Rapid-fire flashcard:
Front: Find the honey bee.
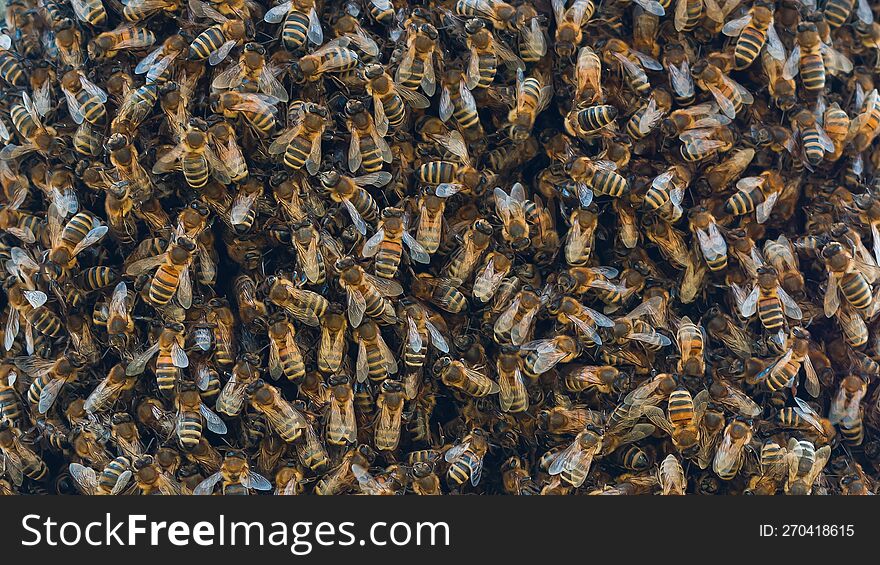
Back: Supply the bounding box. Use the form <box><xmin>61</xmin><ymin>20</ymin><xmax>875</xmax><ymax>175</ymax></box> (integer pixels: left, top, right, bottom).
<box><xmin>327</xmin><ymin>375</ymin><xmax>357</xmax><ymax>445</ymax></box>
<box><xmin>264</xmin><ymin>0</ymin><xmax>323</xmax><ymax>51</ymax></box>
<box><xmin>419</xmin><ymin>132</ymin><xmax>488</xmax><ymax>199</ymax></box>
<box><xmin>363</xmin><ymin>64</ymin><xmax>430</xmax><ymax>133</ymax></box>
<box><xmin>438</xmin><ymin>71</ymin><xmax>483</xmax><ymax>142</ymax></box>
<box><xmin>153</xmin><ymin>120</ymin><xmax>230</xmax><ymax>188</ymax></box>
<box><xmin>126</xmin><ymin>237</ymin><xmax>195</xmax><ymax>309</ymax></box>
<box><xmin>784</xmin><ymin>438</ymin><xmax>831</xmax><ymax>495</ymax></box>
<box><xmin>445</xmin><ymin>428</ymin><xmax>489</xmax><ymax>487</ymax></box>
<box><xmin>69</xmin><ymin>457</ymin><xmax>132</xmax><ymax>495</ymax></box>
<box><xmin>375</xmin><ymin>380</ymin><xmax>405</xmax><ymax>450</ymax></box>
<box><xmin>293</xmin><ymin>37</ymin><xmax>360</xmax><ymax>82</ymax></box>
<box><xmin>712</xmin><ymin>418</ymin><xmax>752</xmax><ymax>480</ymax></box>
<box><xmin>560</xmin><ymin>364</ymin><xmax>622</xmax><ymax>394</ymax></box>
<box><xmin>89</xmin><ymin>25</ymin><xmax>156</xmax><ymax>60</ymax></box>
<box><xmin>721</xmin><ymin>1</ymin><xmax>785</xmax><ymax>70</ymax></box>
<box><xmin>188</xmin><ymin>0</ymin><xmax>247</xmax><ymax>66</ymax></box>
<box><xmin>602</xmin><ymin>39</ymin><xmax>664</xmax><ymax>96</ymax></box>
<box><xmin>507</xmin><ymin>69</ymin><xmax>553</xmax><ymax>142</ymax></box>
<box><xmin>783</xmin><ymin>22</ymin><xmax>853</xmax><ymax>94</ymax></box>
<box><xmin>396</xmin><ymin>23</ymin><xmax>439</xmax><ymax>96</ymax></box>
<box><xmin>552</xmin><ymin>0</ymin><xmax>595</xmax><ymax>57</ymax></box>
<box><xmin>194</xmin><ymin>451</ymin><xmax>273</xmax><ymax>495</ymax></box>
<box><xmin>19</xmin><ymin>354</ymin><xmax>84</xmax><ymax>415</ymax></box>
<box><xmin>435</xmin><ymin>357</ymin><xmax>499</xmax><ymax>398</ymax></box>
<box><xmin>829</xmin><ymin>374</ymin><xmax>867</xmax><ymax>428</ymax></box>
<box><xmin>821</xmin><ymin>241</ymin><xmax>880</xmax><ymax>318</ymax></box>
<box><xmin>688</xmin><ymin>207</ymin><xmax>727</xmax><ymax>272</ymax></box>
<box><xmin>122</xmin><ymin>0</ymin><xmax>181</xmax><ymax>22</ymax></box>
<box><xmin>246</xmin><ymin>379</ymin><xmax>307</xmax><ymax>443</ymax></box>
<box><xmin>644</xmin><ymin>389</ymin><xmax>710</xmax><ymax>458</ymax></box>
<box><xmin>659</xmin><ymin>454</ymin><xmax>686</xmax><ymax>495</ymax></box>
<box><xmin>267</xmin><ymin>275</ymin><xmax>330</xmax><ymax>326</ymax></box>
<box><xmin>0</xmin><ymin>419</ymin><xmax>47</xmax><ymax>485</ymax></box>
<box><xmin>363</xmin><ymin>207</ymin><xmax>430</xmax><ymax>278</ymax></box>
<box><xmin>565</xmin><ymin>157</ymin><xmax>629</xmax><ymax>206</ymax></box>
<box><xmin>756</xmin><ymin>327</ymin><xmax>819</xmax><ymax>395</ymax></box>
<box><xmin>212</xmin><ymin>91</ymin><xmax>279</xmax><ymax>137</ymax></box>
<box><xmin>547</xmin><ymin>295</ymin><xmax>615</xmax><ymax>346</ymax></box>
<box><xmin>355</xmin><ymin>320</ymin><xmax>398</xmax><ymax>382</ymax></box>
<box><xmin>267</xmin><ymin>313</ymin><xmax>306</xmax><ymax>382</ymax></box>
<box><xmin>849</xmin><ymin>87</ymin><xmax>880</xmax><ymax>153</ymax></box>
<box><xmin>84</xmin><ymin>363</ymin><xmax>137</xmax><ymax>415</ymax></box>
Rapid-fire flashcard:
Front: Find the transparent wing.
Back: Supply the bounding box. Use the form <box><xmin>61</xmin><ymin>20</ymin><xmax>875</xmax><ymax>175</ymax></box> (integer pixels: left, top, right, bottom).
<box><xmin>200</xmin><ymin>404</ymin><xmax>228</xmax><ymax>435</ymax></box>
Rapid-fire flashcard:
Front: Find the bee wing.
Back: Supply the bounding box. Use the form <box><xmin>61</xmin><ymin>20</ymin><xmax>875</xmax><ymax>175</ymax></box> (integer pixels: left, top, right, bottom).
<box><xmin>243</xmin><ymin>471</ymin><xmax>273</xmax><ymax>491</ymax></box>
<box><xmin>707</xmin><ymin>84</ymin><xmax>737</xmax><ymax>120</ymax></box>
<box><xmin>342</xmin><ymin>199</ymin><xmax>368</xmax><ymax>237</ymax></box>
<box><xmin>22</xmin><ymin>290</ymin><xmax>47</xmax><ymax>309</ymax></box>
<box><xmin>63</xmin><ymin>87</ymin><xmax>86</xmax><ymax>125</ymax></box>
<box><xmin>125</xmin><ymin>253</ymin><xmax>166</xmax><ymax>277</ymax></box>
<box><xmin>347</xmin><ymin>29</ymin><xmax>379</xmax><ymax>58</ymax></box>
<box><xmin>466</xmin><ymin>46</ymin><xmax>482</xmax><ymax>91</ymax></box>
<box><xmin>422</xmin><ymin>51</ymin><xmax>436</xmax><ymax>96</ymax></box>
<box><xmin>364</xmin><ymin>272</ymin><xmax>403</xmax><ymax>297</ymax></box>
<box><xmin>783</xmin><ymin>44</ymin><xmax>800</xmax><ymax>80</ymax></box>
<box><xmin>527</xmin><ymin>344</ymin><xmax>570</xmax><ymax>374</ymax></box>
<box><xmin>378</xmin><ymin>333</ymin><xmax>399</xmax><ymax>374</ymax></box>
<box><xmin>639</xmin><ymin>96</ymin><xmax>665</xmax><ymax>134</ymax></box>
<box><xmin>776</xmin><ymin>286</ymin><xmax>802</xmax><ymax>320</ymax></box>
<box><xmin>407</xmin><ymin>315</ymin><xmax>424</xmax><ymax>353</ymax></box>
<box><xmin>736</xmin><ymin>284</ymin><xmax>759</xmax><ymax>317</ymax></box>
<box><xmin>84</xmin><ymin>378</ymin><xmax>123</xmax><ymax>414</ymax></box>
<box><xmin>38</xmin><ymin>377</ymin><xmax>65</xmax><ymax>414</ymax></box>
<box><xmin>193</xmin><ymin>471</ymin><xmax>223</xmax><ymax>495</ymax></box>
<box><xmin>69</xmin><ymin>0</ymin><xmax>98</xmax><ymax>24</ymax></box>
<box><xmin>354</xmin><ymin>171</ymin><xmax>393</xmax><ymax>187</ymax></box>
<box><xmin>348</xmin><ymin>127</ymin><xmax>363</xmax><ymax>172</ymax></box>
<box><xmin>110</xmin><ymin>470</ymin><xmax>133</xmax><ymax>495</ymax></box>
<box><xmin>403</xmin><ymin>232</ymin><xmax>431</xmax><ymax>264</ymax></box>
<box><xmin>768</xmin><ymin>348</ymin><xmax>794</xmax><ymax>381</ymax></box>
<box><xmin>126</xmin><ymin>342</ymin><xmax>161</xmax><ymax>375</ymax></box>
<box><xmin>703</xmin><ymin>0</ymin><xmax>724</xmax><ymax>22</ymax></box>
<box><xmin>439</xmin><ymin>84</ymin><xmax>453</xmax><ymax>122</ymax></box>
<box><xmin>721</xmin><ymin>384</ymin><xmax>762</xmax><ymax>417</ymax></box>
<box><xmin>396</xmin><ymin>85</ymin><xmax>431</xmax><ymax>109</ymax></box>
<box><xmin>209</xmin><ymin>40</ymin><xmax>237</xmax><ymax>66</ymax></box>
<box><xmin>70</xmin><ymin>225</ymin><xmax>108</xmax><ymax>258</ymax></box>
<box><xmin>721</xmin><ymin>13</ymin><xmax>752</xmax><ymax>36</ymax></box>
<box><xmin>755</xmin><ymin>190</ymin><xmax>778</xmax><ymax>224</ymax></box>
<box><xmin>498</xmin><ymin>368</ymin><xmax>525</xmax><ymax>412</ymax></box>
<box><xmin>268</xmin><ymin>337</ymin><xmax>283</xmax><ymax>379</ymax></box>
<box><xmin>793</xmin><ymin>397</ymin><xmax>824</xmax><ymax>433</ymax></box>
<box><xmin>425</xmin><ymin>319</ymin><xmax>449</xmax><ymax>353</ymax></box>
<box><xmin>614</xmin><ymin>53</ymin><xmax>648</xmax><ymax>85</ymax></box>
<box><xmin>568</xmin><ymin>314</ymin><xmax>602</xmax><ymax>345</ymax></box>
<box><xmin>356</xmin><ymin>340</ymin><xmax>369</xmax><ymax>382</ymax></box>
<box><xmin>199</xmin><ymin>404</ymin><xmax>228</xmax><ymax>435</ymax></box>
<box><xmin>765</xmin><ymin>23</ymin><xmax>785</xmax><ymax>62</ymax></box>
<box><xmin>856</xmin><ymin>0</ymin><xmax>873</xmax><ymax>24</ymax></box>
<box><xmin>109</xmin><ymin>283</ymin><xmax>129</xmax><ymax>321</ymax></box>
<box><xmin>510</xmin><ymin>306</ymin><xmax>538</xmax><ymax>346</ymax></box>
<box><xmin>263</xmin><ymin>1</ymin><xmax>291</xmax><ymax>23</ymax></box>
<box><xmin>824</xmin><ymin>272</ymin><xmax>840</xmax><ymax>318</ymax></box>
<box><xmin>211</xmin><ymin>62</ymin><xmax>242</xmax><ymax>90</ymax></box>
<box><xmin>152</xmin><ymin>143</ymin><xmax>186</xmax><ymax>174</ymax></box>
<box><xmin>176</xmin><ymin>266</ymin><xmax>192</xmax><ymax>309</ymax></box>
<box><xmin>3</xmin><ymin>310</ymin><xmax>18</xmax><ymax>352</ymax></box>
<box><xmin>548</xmin><ymin>440</ymin><xmax>591</xmax><ymax>486</ymax></box>
<box><xmin>69</xmin><ymin>462</ymin><xmax>98</xmax><ymax>494</ymax></box>
<box><xmin>821</xmin><ymin>44</ymin><xmax>853</xmax><ymax>75</ymax></box>
<box><xmin>347</xmin><ymin>287</ymin><xmax>367</xmax><ymax>328</ymax></box>
<box><xmin>551</xmin><ymin>0</ymin><xmax>566</xmax><ymax>22</ymax></box>
<box><xmin>523</xmin><ymin>18</ymin><xmax>547</xmax><ymax>57</ymax></box>
<box><xmin>308</xmin><ymin>6</ymin><xmax>324</xmax><ymax>45</ymax></box>
<box><xmin>0</xmin><ymin>34</ymin><xmax>10</xmax><ymax>50</ymax></box>
<box><xmin>632</xmin><ymin>49</ymin><xmax>663</xmax><ymax>71</ymax></box>
<box><xmin>371</xmin><ymin>128</ymin><xmax>393</xmax><ymax>163</ymax></box>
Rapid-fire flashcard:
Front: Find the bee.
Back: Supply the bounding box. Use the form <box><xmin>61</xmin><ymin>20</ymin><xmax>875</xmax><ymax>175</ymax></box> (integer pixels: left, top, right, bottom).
<box><xmin>464</xmin><ymin>18</ymin><xmax>522</xmax><ymax>91</ymax></box>
<box><xmin>0</xmin><ymin>34</ymin><xmax>25</xmax><ymax>87</ymax></box>
<box><xmin>658</xmin><ymin>454</ymin><xmax>686</xmax><ymax>495</ymax></box>
<box><xmin>363</xmin><ymin>64</ymin><xmax>430</xmax><ymax>133</ymax></box>
<box><xmin>721</xmin><ymin>1</ymin><xmax>785</xmax><ymax>70</ymax></box>
<box><xmin>126</xmin><ymin>237</ymin><xmax>195</xmax><ymax>309</ymax></box>
<box><xmin>375</xmin><ymin>380</ymin><xmax>405</xmax><ymax>450</ymax></box>
<box><xmin>691</xmin><ymin>60</ymin><xmax>754</xmax><ymax>120</ymax></box>
<box><xmin>395</xmin><ymin>23</ymin><xmax>439</xmax><ymax>96</ymax></box>
<box><xmin>316</xmin><ymin>306</ymin><xmax>347</xmax><ymax>375</ymax></box>
<box><xmin>610</xmin><ymin>297</ymin><xmax>672</xmax><ymax>350</ymax></box>
<box><xmin>724</xmin><ymin>171</ymin><xmax>784</xmax><ymax>224</ymax></box>
<box><xmin>821</xmin><ymin>241</ymin><xmax>880</xmax><ymax>317</ymax></box>
<box><xmin>294</xmin><ymin>37</ymin><xmax>360</xmax><ymax>82</ymax></box>
<box><xmin>89</xmin><ymin>25</ymin><xmax>156</xmax><ymax>60</ymax></box>
<box><xmin>712</xmin><ymin>418</ymin><xmax>752</xmax><ymax>480</ymax></box>
<box><xmin>445</xmin><ymin>429</ymin><xmax>489</xmax><ymax>487</ymax></box>
<box><xmin>602</xmin><ymin>39</ymin><xmax>664</xmax><ymax>96</ymax></box>
<box><xmin>188</xmin><ymin>0</ymin><xmax>247</xmax><ymax>66</ymax></box>
<box><xmin>400</xmin><ymin>302</ymin><xmax>449</xmax><ymax>372</ymax></box>
<box><xmin>572</xmin><ymin>46</ymin><xmax>604</xmax><ymax>105</ymax></box>
<box><xmin>435</xmin><ymin>357</ymin><xmax>499</xmax><ymax>398</ymax></box>
<box><xmin>548</xmin><ymin>295</ymin><xmax>615</xmax><ymax>347</ymax></box>
<box><xmin>355</xmin><ymin>320</ymin><xmax>398</xmax><ymax>382</ymax></box>
<box><xmin>418</xmin><ymin>132</ymin><xmax>488</xmax><ymax>199</ymax></box>
<box><xmin>565</xmin><ymin>157</ymin><xmax>629</xmax><ymax>207</ymax></box>
<box><xmin>411</xmin><ymin>273</ymin><xmax>469</xmax><ymax>314</ymax></box>
<box><xmin>644</xmin><ymin>389</ymin><xmax>710</xmax><ymax>458</ymax></box>
<box><xmin>850</xmin><ymin>87</ymin><xmax>880</xmax><ymax>153</ymax></box>
<box><xmin>559</xmin><ymin>364</ymin><xmax>622</xmax><ymax>394</ymax></box>
<box><xmin>327</xmin><ymin>375</ymin><xmax>357</xmax><ymax>445</ymax></box>
<box><xmin>0</xmin><ymin>420</ymin><xmax>48</xmax><ymax>485</ymax></box>
<box><xmin>548</xmin><ymin>422</ymin><xmax>653</xmax><ymax>487</ymax></box>
<box><xmin>363</xmin><ymin>207</ymin><xmax>430</xmax><ymax>278</ymax></box>
<box><xmin>438</xmin><ymin>71</ymin><xmax>483</xmax><ymax>142</ymax></box>
<box><xmin>264</xmin><ymin>0</ymin><xmax>323</xmax><ymax>51</ymax></box>
<box><xmin>755</xmin><ymin>327</ymin><xmax>819</xmax><ymax>395</ymax></box>
<box><xmin>132</xmin><ymin>456</ymin><xmax>186</xmax><ymax>495</ymax></box>
<box><xmin>414</xmin><ymin>189</ymin><xmax>447</xmax><ymax>256</ymax></box>
<box><xmin>625</xmin><ymin>90</ymin><xmax>672</xmax><ymax>141</ymax></box>
<box><xmin>734</xmin><ymin>265</ymin><xmax>803</xmax><ymax>341</ymax></box>
<box><xmin>495</xmin><ymin>347</ymin><xmax>528</xmax><ymax>413</ymax></box>
<box><xmin>269</xmin><ymin>103</ymin><xmax>328</xmax><ymax>175</ymax></box>
<box><xmin>84</xmin><ymin>364</ymin><xmax>137</xmax><ymax>415</ymax></box>
<box><xmin>244</xmin><ymin>379</ymin><xmax>306</xmax><ymax>444</ymax></box>
<box><xmin>267</xmin><ymin>275</ymin><xmax>330</xmax><ymax>326</ymax></box>
<box><xmin>314</xmin><ymin>445</ymin><xmax>376</xmax><ymax>495</ymax></box>
<box><xmin>829</xmin><ymin>374</ymin><xmax>867</xmax><ymax>429</ymax></box>
<box><xmin>213</xmin><ymin>91</ymin><xmax>279</xmax><ymax>137</ymax></box>
<box><xmin>194</xmin><ymin>451</ymin><xmax>273</xmax><ymax>495</ymax></box>
<box><xmin>153</xmin><ymin>119</ymin><xmax>229</xmax><ymax>188</ymax></box>
<box><xmin>69</xmin><ymin>457</ymin><xmax>132</xmax><ymax>495</ymax></box>
<box><xmin>688</xmin><ymin>207</ymin><xmax>727</xmax><ymax>272</ymax></box>
<box><xmin>791</xmin><ymin>106</ymin><xmax>836</xmax><ymax>167</ymax></box>
<box><xmin>295</xmin><ymin>413</ymin><xmax>330</xmax><ymax>474</ymax></box>
<box><xmin>125</xmin><ymin>322</ymin><xmax>188</xmax><ymax>393</ymax></box>
<box><xmin>552</xmin><ymin>0</ymin><xmax>595</xmax><ymax>57</ymax></box>
<box><xmin>783</xmin><ymin>22</ymin><xmax>853</xmax><ymax>94</ymax></box>
<box><xmin>215</xmin><ymin>355</ymin><xmax>260</xmax><ymax>418</ymax></box>
<box><xmin>336</xmin><ymin>257</ymin><xmax>400</xmax><ymax>327</ymax></box>
<box><xmin>20</xmin><ymin>354</ymin><xmax>84</xmax><ymax>415</ymax></box>
<box><xmin>320</xmin><ymin>170</ymin><xmax>387</xmax><ymax>235</ymax></box>
<box><xmin>267</xmin><ymin>314</ymin><xmax>306</xmax><ymax>382</ymax></box>
<box><xmin>505</xmin><ymin>69</ymin><xmax>554</xmax><ymax>143</ymax></box>
<box><xmin>784</xmin><ymin>439</ymin><xmax>831</xmax><ymax>495</ymax></box>
<box><xmin>0</xmin><ymin>365</ymin><xmax>21</xmax><ymax>423</ymax></box>
<box><xmin>122</xmin><ymin>0</ymin><xmax>181</xmax><ymax>22</ymax></box>
<box><xmin>69</xmin><ymin>0</ymin><xmax>107</xmax><ymax>25</ymax></box>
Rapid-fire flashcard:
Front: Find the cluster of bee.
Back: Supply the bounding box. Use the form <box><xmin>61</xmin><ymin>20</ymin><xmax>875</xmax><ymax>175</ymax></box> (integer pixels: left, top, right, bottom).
<box><xmin>1</xmin><ymin>0</ymin><xmax>880</xmax><ymax>496</ymax></box>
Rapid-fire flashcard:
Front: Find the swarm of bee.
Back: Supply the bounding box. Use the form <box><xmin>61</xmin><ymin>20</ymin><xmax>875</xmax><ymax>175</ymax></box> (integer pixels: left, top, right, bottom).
<box><xmin>1</xmin><ymin>0</ymin><xmax>880</xmax><ymax>496</ymax></box>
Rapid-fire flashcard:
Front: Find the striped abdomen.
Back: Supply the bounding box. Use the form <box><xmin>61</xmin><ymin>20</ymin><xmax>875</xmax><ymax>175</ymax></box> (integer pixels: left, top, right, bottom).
<box><xmin>176</xmin><ymin>409</ymin><xmax>202</xmax><ymax>448</ymax></box>
<box><xmin>155</xmin><ymin>349</ymin><xmax>178</xmax><ymax>392</ymax></box>
<box><xmin>282</xmin><ymin>10</ymin><xmax>309</xmax><ymax>51</ymax></box>
<box><xmin>149</xmin><ymin>263</ymin><xmax>185</xmax><ymax>306</ymax></box>
<box><xmin>757</xmin><ymin>295</ymin><xmax>784</xmax><ymax>329</ymax></box>
<box><xmin>841</xmin><ymin>272</ymin><xmax>872</xmax><ymax>309</ymax></box>
<box><xmin>734</xmin><ymin>25</ymin><xmax>767</xmax><ymax>69</ymax></box>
